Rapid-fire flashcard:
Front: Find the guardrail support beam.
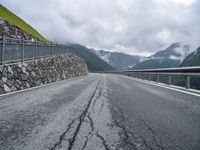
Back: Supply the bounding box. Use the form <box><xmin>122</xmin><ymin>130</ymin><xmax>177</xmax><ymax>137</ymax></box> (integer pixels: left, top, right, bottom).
<box><xmin>1</xmin><ymin>36</ymin><xmax>5</xmax><ymax>65</ymax></box>
<box><xmin>157</xmin><ymin>74</ymin><xmax>160</xmax><ymax>83</ymax></box>
<box><xmin>51</xmin><ymin>43</ymin><xmax>53</xmax><ymax>57</ymax></box>
<box><xmin>168</xmin><ymin>75</ymin><xmax>172</xmax><ymax>85</ymax></box>
<box><xmin>186</xmin><ymin>76</ymin><xmax>190</xmax><ymax>89</ymax></box>
<box><xmin>22</xmin><ymin>38</ymin><xmax>24</xmax><ymax>62</ymax></box>
<box><xmin>44</xmin><ymin>42</ymin><xmax>45</xmax><ymax>58</ymax></box>
<box><xmin>35</xmin><ymin>41</ymin><xmax>37</xmax><ymax>59</ymax></box>
<box><xmin>149</xmin><ymin>74</ymin><xmax>151</xmax><ymax>81</ymax></box>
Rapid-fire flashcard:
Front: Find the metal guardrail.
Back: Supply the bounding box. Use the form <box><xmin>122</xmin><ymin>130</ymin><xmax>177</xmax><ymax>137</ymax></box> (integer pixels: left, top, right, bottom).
<box><xmin>0</xmin><ymin>36</ymin><xmax>71</xmax><ymax>65</ymax></box>
<box><xmin>99</xmin><ymin>67</ymin><xmax>200</xmax><ymax>89</ymax></box>
<box><xmin>122</xmin><ymin>67</ymin><xmax>200</xmax><ymax>89</ymax></box>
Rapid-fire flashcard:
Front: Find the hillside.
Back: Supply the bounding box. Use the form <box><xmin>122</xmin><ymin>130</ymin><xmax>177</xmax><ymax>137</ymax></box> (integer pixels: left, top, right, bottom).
<box><xmin>94</xmin><ymin>50</ymin><xmax>141</xmax><ymax>70</ymax></box>
<box><xmin>180</xmin><ymin>47</ymin><xmax>200</xmax><ymax>67</ymax></box>
<box><xmin>68</xmin><ymin>44</ymin><xmax>114</xmax><ymax>71</ymax></box>
<box><xmin>133</xmin><ymin>43</ymin><xmax>190</xmax><ymax>69</ymax></box>
<box><xmin>0</xmin><ymin>4</ymin><xmax>48</xmax><ymax>42</ymax></box>
<box><xmin>0</xmin><ymin>4</ymin><xmax>114</xmax><ymax>72</ymax></box>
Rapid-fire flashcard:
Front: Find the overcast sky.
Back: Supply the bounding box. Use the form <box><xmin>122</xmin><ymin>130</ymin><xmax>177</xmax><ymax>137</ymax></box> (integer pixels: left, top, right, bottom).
<box><xmin>1</xmin><ymin>0</ymin><xmax>200</xmax><ymax>56</ymax></box>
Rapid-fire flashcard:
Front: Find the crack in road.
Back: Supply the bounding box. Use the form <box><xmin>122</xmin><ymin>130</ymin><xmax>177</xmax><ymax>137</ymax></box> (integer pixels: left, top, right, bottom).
<box><xmin>141</xmin><ymin>119</ymin><xmax>165</xmax><ymax>150</ymax></box>
<box><xmin>50</xmin><ymin>80</ymin><xmax>101</xmax><ymax>150</ymax></box>
<box><xmin>107</xmin><ymin>86</ymin><xmax>166</xmax><ymax>150</ymax></box>
<box><xmin>87</xmin><ymin>112</ymin><xmax>94</xmax><ymax>132</ymax></box>
<box><xmin>108</xmin><ymin>96</ymin><xmax>138</xmax><ymax>150</ymax></box>
<box><xmin>141</xmin><ymin>119</ymin><xmax>182</xmax><ymax>150</ymax></box>
<box><xmin>116</xmin><ymin>104</ymin><xmax>154</xmax><ymax>150</ymax></box>
<box><xmin>50</xmin><ymin>119</ymin><xmax>76</xmax><ymax>150</ymax></box>
<box><xmin>96</xmin><ymin>132</ymin><xmax>111</xmax><ymax>150</ymax></box>
<box><xmin>107</xmin><ymin>92</ymin><xmax>157</xmax><ymax>150</ymax></box>
<box><xmin>99</xmin><ymin>98</ymin><xmax>105</xmax><ymax>114</ymax></box>
<box><xmin>92</xmin><ymin>83</ymin><xmax>103</xmax><ymax>112</ymax></box>
<box><xmin>81</xmin><ymin>136</ymin><xmax>88</xmax><ymax>150</ymax></box>
<box><xmin>114</xmin><ymin>119</ymin><xmax>137</xmax><ymax>149</ymax></box>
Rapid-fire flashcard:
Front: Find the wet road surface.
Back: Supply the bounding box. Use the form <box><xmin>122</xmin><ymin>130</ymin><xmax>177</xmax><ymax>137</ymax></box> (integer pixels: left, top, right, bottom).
<box><xmin>0</xmin><ymin>74</ymin><xmax>200</xmax><ymax>150</ymax></box>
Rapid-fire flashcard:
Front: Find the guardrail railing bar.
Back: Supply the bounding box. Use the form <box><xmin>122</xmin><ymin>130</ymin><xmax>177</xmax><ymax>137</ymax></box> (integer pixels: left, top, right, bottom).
<box><xmin>168</xmin><ymin>75</ymin><xmax>172</xmax><ymax>85</ymax></box>
<box><xmin>115</xmin><ymin>70</ymin><xmax>200</xmax><ymax>90</ymax></box>
<box><xmin>131</xmin><ymin>73</ymin><xmax>193</xmax><ymax>89</ymax></box>
<box><xmin>0</xmin><ymin>37</ymin><xmax>73</xmax><ymax>65</ymax></box>
<box><xmin>129</xmin><ymin>72</ymin><xmax>200</xmax><ymax>76</ymax></box>
<box><xmin>2</xmin><ymin>36</ymin><xmax>5</xmax><ymax>65</ymax></box>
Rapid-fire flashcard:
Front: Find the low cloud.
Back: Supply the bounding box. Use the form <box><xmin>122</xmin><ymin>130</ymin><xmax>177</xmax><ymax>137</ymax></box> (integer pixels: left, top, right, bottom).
<box><xmin>2</xmin><ymin>0</ymin><xmax>200</xmax><ymax>56</ymax></box>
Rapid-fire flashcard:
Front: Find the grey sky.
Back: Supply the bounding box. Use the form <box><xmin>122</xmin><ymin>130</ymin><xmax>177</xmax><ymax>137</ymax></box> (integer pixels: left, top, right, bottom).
<box><xmin>1</xmin><ymin>0</ymin><xmax>200</xmax><ymax>56</ymax></box>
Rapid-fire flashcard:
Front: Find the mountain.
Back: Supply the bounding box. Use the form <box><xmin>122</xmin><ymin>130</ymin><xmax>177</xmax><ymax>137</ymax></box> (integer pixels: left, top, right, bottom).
<box><xmin>94</xmin><ymin>50</ymin><xmax>141</xmax><ymax>70</ymax></box>
<box><xmin>0</xmin><ymin>4</ymin><xmax>48</xmax><ymax>42</ymax></box>
<box><xmin>177</xmin><ymin>47</ymin><xmax>200</xmax><ymax>90</ymax></box>
<box><xmin>68</xmin><ymin>44</ymin><xmax>114</xmax><ymax>71</ymax></box>
<box><xmin>133</xmin><ymin>43</ymin><xmax>190</xmax><ymax>69</ymax></box>
<box><xmin>180</xmin><ymin>47</ymin><xmax>200</xmax><ymax>67</ymax></box>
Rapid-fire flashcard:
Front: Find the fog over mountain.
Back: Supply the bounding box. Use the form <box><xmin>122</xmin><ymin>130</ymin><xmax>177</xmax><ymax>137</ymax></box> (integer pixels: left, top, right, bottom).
<box><xmin>133</xmin><ymin>42</ymin><xmax>191</xmax><ymax>69</ymax></box>
<box><xmin>1</xmin><ymin>0</ymin><xmax>200</xmax><ymax>56</ymax></box>
<box><xmin>94</xmin><ymin>50</ymin><xmax>141</xmax><ymax>70</ymax></box>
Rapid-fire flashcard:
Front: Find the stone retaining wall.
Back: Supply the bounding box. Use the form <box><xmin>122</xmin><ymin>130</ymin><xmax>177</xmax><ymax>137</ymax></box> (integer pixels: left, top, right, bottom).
<box><xmin>0</xmin><ymin>18</ymin><xmax>39</xmax><ymax>41</ymax></box>
<box><xmin>0</xmin><ymin>53</ymin><xmax>88</xmax><ymax>94</ymax></box>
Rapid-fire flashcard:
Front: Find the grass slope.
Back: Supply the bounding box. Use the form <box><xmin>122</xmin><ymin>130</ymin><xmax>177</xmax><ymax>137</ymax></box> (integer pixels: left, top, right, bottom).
<box><xmin>0</xmin><ymin>4</ymin><xmax>48</xmax><ymax>42</ymax></box>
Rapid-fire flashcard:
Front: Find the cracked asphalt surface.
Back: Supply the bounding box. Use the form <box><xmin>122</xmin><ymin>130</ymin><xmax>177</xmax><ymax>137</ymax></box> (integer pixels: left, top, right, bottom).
<box><xmin>0</xmin><ymin>74</ymin><xmax>200</xmax><ymax>150</ymax></box>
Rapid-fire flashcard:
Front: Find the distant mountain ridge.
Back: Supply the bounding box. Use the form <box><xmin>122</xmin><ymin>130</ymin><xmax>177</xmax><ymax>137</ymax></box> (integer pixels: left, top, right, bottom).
<box><xmin>69</xmin><ymin>44</ymin><xmax>114</xmax><ymax>71</ymax></box>
<box><xmin>94</xmin><ymin>50</ymin><xmax>141</xmax><ymax>70</ymax></box>
<box><xmin>180</xmin><ymin>47</ymin><xmax>200</xmax><ymax>67</ymax></box>
<box><xmin>133</xmin><ymin>43</ymin><xmax>190</xmax><ymax>69</ymax></box>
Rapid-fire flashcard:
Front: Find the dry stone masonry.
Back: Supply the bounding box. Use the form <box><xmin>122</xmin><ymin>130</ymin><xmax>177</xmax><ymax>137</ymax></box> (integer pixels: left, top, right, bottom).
<box><xmin>0</xmin><ymin>18</ymin><xmax>38</xmax><ymax>41</ymax></box>
<box><xmin>0</xmin><ymin>53</ymin><xmax>88</xmax><ymax>94</ymax></box>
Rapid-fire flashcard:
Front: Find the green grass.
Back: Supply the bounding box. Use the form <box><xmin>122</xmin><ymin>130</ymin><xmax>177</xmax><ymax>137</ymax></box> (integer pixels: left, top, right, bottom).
<box><xmin>0</xmin><ymin>4</ymin><xmax>49</xmax><ymax>42</ymax></box>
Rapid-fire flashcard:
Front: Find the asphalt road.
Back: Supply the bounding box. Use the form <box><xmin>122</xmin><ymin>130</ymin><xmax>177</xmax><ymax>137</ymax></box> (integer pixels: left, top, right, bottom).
<box><xmin>0</xmin><ymin>74</ymin><xmax>200</xmax><ymax>150</ymax></box>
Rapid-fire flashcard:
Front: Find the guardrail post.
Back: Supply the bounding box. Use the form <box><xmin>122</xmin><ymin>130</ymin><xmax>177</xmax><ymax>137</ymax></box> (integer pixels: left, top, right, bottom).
<box><xmin>51</xmin><ymin>43</ymin><xmax>53</xmax><ymax>57</ymax></box>
<box><xmin>44</xmin><ymin>42</ymin><xmax>45</xmax><ymax>58</ymax></box>
<box><xmin>149</xmin><ymin>74</ymin><xmax>151</xmax><ymax>81</ymax></box>
<box><xmin>1</xmin><ymin>36</ymin><xmax>5</xmax><ymax>65</ymax></box>
<box><xmin>168</xmin><ymin>75</ymin><xmax>172</xmax><ymax>85</ymax></box>
<box><xmin>22</xmin><ymin>38</ymin><xmax>24</xmax><ymax>62</ymax></box>
<box><xmin>186</xmin><ymin>76</ymin><xmax>190</xmax><ymax>89</ymax></box>
<box><xmin>157</xmin><ymin>74</ymin><xmax>160</xmax><ymax>83</ymax></box>
<box><xmin>35</xmin><ymin>41</ymin><xmax>37</xmax><ymax>59</ymax></box>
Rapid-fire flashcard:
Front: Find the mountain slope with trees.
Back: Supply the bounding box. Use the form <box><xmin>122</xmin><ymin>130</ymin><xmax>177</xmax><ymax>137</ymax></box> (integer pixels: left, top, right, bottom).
<box><xmin>180</xmin><ymin>47</ymin><xmax>200</xmax><ymax>67</ymax></box>
<box><xmin>69</xmin><ymin>44</ymin><xmax>114</xmax><ymax>71</ymax></box>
